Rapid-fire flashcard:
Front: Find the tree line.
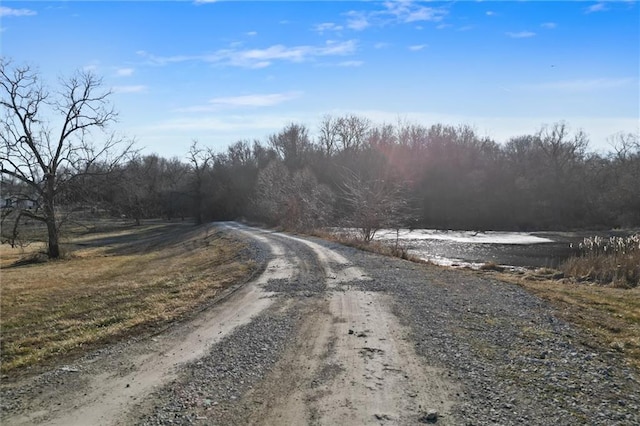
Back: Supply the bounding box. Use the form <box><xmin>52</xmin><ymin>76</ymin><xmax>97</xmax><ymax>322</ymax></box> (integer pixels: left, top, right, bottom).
<box><xmin>79</xmin><ymin>118</ymin><xmax>640</xmax><ymax>234</ymax></box>
<box><xmin>2</xmin><ymin>61</ymin><xmax>639</xmax><ymax>258</ymax></box>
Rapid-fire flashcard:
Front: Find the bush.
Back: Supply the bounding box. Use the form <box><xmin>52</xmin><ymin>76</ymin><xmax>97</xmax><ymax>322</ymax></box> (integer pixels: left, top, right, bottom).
<box><xmin>562</xmin><ymin>234</ymin><xmax>640</xmax><ymax>287</ymax></box>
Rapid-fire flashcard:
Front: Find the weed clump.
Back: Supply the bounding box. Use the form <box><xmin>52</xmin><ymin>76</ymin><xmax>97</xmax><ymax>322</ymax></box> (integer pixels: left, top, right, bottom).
<box><xmin>480</xmin><ymin>262</ymin><xmax>505</xmax><ymax>272</ymax></box>
<box><xmin>562</xmin><ymin>234</ymin><xmax>640</xmax><ymax>288</ymax></box>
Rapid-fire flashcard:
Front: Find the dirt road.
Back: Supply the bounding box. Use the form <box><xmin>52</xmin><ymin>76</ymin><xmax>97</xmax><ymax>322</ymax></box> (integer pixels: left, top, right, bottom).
<box><xmin>2</xmin><ymin>223</ymin><xmax>639</xmax><ymax>425</ymax></box>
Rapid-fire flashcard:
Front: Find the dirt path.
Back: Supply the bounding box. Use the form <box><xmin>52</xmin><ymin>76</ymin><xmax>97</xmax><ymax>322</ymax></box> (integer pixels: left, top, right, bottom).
<box><xmin>3</xmin><ymin>222</ymin><xmax>638</xmax><ymax>425</ymax></box>
<box><xmin>1</xmin><ymin>225</ymin><xmax>295</xmax><ymax>426</ymax></box>
<box><xmin>231</xmin><ymin>225</ymin><xmax>459</xmax><ymax>425</ymax></box>
<box><xmin>249</xmin><ymin>291</ymin><xmax>457</xmax><ymax>425</ymax></box>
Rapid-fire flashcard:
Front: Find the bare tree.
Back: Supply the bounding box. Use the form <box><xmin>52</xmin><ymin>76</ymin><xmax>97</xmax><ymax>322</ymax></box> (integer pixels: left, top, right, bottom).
<box><xmin>609</xmin><ymin>131</ymin><xmax>640</xmax><ymax>163</ymax></box>
<box><xmin>0</xmin><ymin>60</ymin><xmax>134</xmax><ymax>258</ymax></box>
<box><xmin>341</xmin><ymin>169</ymin><xmax>407</xmax><ymax>242</ymax></box>
<box><xmin>335</xmin><ymin>114</ymin><xmax>370</xmax><ymax>152</ymax></box>
<box><xmin>186</xmin><ymin>140</ymin><xmax>213</xmax><ymax>225</ymax></box>
<box><xmin>318</xmin><ymin>114</ymin><xmax>339</xmax><ymax>157</ymax></box>
<box><xmin>255</xmin><ymin>160</ymin><xmax>334</xmax><ymax>230</ymax></box>
<box><xmin>268</xmin><ymin>123</ymin><xmax>312</xmax><ymax>169</ymax></box>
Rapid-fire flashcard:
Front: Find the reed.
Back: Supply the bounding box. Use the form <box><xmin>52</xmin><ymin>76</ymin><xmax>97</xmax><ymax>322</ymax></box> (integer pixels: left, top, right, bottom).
<box><xmin>562</xmin><ymin>234</ymin><xmax>640</xmax><ymax>288</ymax></box>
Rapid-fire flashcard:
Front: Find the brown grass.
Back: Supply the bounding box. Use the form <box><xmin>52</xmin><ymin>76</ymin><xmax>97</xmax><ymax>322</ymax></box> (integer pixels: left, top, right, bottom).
<box><xmin>309</xmin><ymin>228</ymin><xmax>426</xmax><ymax>263</ymax></box>
<box><xmin>0</xmin><ymin>220</ymin><xmax>256</xmax><ymax>377</ymax></box>
<box><xmin>560</xmin><ymin>234</ymin><xmax>640</xmax><ymax>288</ymax></box>
<box><xmin>562</xmin><ymin>251</ymin><xmax>640</xmax><ymax>288</ymax></box>
<box><xmin>479</xmin><ymin>261</ymin><xmax>505</xmax><ymax>272</ymax></box>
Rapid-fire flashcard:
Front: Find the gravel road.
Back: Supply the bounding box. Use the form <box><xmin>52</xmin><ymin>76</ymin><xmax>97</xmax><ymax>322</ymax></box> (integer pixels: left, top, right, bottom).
<box><xmin>2</xmin><ymin>222</ymin><xmax>639</xmax><ymax>425</ymax></box>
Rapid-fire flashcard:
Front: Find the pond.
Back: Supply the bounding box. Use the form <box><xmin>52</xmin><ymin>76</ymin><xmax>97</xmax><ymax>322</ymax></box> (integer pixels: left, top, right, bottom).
<box><xmin>372</xmin><ymin>229</ymin><xmax>583</xmax><ymax>271</ymax></box>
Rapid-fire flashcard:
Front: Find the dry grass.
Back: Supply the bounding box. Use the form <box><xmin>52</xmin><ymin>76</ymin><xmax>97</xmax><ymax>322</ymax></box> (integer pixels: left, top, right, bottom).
<box><xmin>487</xmin><ymin>271</ymin><xmax>640</xmax><ymax>371</ymax></box>
<box><xmin>561</xmin><ymin>234</ymin><xmax>640</xmax><ymax>288</ymax></box>
<box><xmin>0</xmin><ymin>220</ymin><xmax>256</xmax><ymax>376</ymax></box>
<box><xmin>309</xmin><ymin>228</ymin><xmax>425</xmax><ymax>263</ymax></box>
<box><xmin>562</xmin><ymin>252</ymin><xmax>640</xmax><ymax>288</ymax></box>
<box><xmin>479</xmin><ymin>261</ymin><xmax>505</xmax><ymax>272</ymax></box>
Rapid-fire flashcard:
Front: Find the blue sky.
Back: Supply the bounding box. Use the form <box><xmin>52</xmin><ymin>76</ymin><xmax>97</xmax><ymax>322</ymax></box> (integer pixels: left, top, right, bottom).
<box><xmin>1</xmin><ymin>1</ymin><xmax>638</xmax><ymax>158</ymax></box>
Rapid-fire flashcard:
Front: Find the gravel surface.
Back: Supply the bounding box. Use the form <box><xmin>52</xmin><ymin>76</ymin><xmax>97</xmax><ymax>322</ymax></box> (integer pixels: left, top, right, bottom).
<box><xmin>130</xmin><ymin>230</ymin><xmax>639</xmax><ymax>425</ymax></box>
<box><xmin>3</xmin><ymin>225</ymin><xmax>639</xmax><ymax>425</ymax></box>
<box><xmin>329</xmin><ymin>242</ymin><xmax>640</xmax><ymax>425</ymax></box>
<box><xmin>135</xmin><ymin>305</ymin><xmax>302</xmax><ymax>425</ymax></box>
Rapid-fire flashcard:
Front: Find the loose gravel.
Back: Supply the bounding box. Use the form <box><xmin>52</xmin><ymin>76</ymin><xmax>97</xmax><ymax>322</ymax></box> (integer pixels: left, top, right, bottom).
<box><xmin>328</xmin><ymin>242</ymin><xmax>640</xmax><ymax>425</ymax></box>
<box><xmin>133</xmin><ymin>231</ymin><xmax>640</xmax><ymax>425</ymax></box>
<box><xmin>135</xmin><ymin>305</ymin><xmax>302</xmax><ymax>425</ymax></box>
<box><xmin>5</xmin><ymin>226</ymin><xmax>638</xmax><ymax>426</ymax></box>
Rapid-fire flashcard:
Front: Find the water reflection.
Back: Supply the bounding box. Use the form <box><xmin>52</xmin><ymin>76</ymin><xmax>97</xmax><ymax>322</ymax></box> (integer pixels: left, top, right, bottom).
<box><xmin>373</xmin><ymin>229</ymin><xmax>582</xmax><ymax>270</ymax></box>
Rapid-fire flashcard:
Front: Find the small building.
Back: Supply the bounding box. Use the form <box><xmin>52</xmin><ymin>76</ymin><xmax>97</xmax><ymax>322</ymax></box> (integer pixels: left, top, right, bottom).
<box><xmin>0</xmin><ymin>195</ymin><xmax>38</xmax><ymax>210</ymax></box>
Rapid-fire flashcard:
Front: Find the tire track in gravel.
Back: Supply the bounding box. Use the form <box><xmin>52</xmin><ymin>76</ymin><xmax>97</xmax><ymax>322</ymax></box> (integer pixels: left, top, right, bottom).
<box><xmin>233</xmin><ymin>224</ymin><xmax>460</xmax><ymax>425</ymax></box>
<box><xmin>1</xmin><ymin>224</ymin><xmax>296</xmax><ymax>426</ymax></box>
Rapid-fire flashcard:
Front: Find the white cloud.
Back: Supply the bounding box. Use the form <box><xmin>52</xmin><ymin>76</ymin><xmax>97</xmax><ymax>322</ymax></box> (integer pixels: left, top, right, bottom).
<box><xmin>115</xmin><ymin>68</ymin><xmax>134</xmax><ymax>77</ymax></box>
<box><xmin>374</xmin><ymin>42</ymin><xmax>391</xmax><ymax>49</ymax></box>
<box><xmin>409</xmin><ymin>44</ymin><xmax>428</xmax><ymax>51</ymax></box>
<box><xmin>178</xmin><ymin>91</ymin><xmax>302</xmax><ymax>112</ymax></box>
<box><xmin>506</xmin><ymin>31</ymin><xmax>536</xmax><ymax>38</ymax></box>
<box><xmin>337</xmin><ymin>60</ymin><xmax>364</xmax><ymax>67</ymax></box>
<box><xmin>113</xmin><ymin>85</ymin><xmax>147</xmax><ymax>94</ymax></box>
<box><xmin>146</xmin><ymin>113</ymin><xmax>306</xmax><ymax>134</ymax></box>
<box><xmin>0</xmin><ymin>6</ymin><xmax>37</xmax><ymax>17</ymax></box>
<box><xmin>382</xmin><ymin>1</ymin><xmax>447</xmax><ymax>24</ymax></box>
<box><xmin>345</xmin><ymin>12</ymin><xmax>371</xmax><ymax>31</ymax></box>
<box><xmin>541</xmin><ymin>22</ymin><xmax>557</xmax><ymax>29</ymax></box>
<box><xmin>521</xmin><ymin>78</ymin><xmax>637</xmax><ymax>92</ymax></box>
<box><xmin>586</xmin><ymin>2</ymin><xmax>608</xmax><ymax>13</ymax></box>
<box><xmin>246</xmin><ymin>31</ymin><xmax>258</xmax><ymax>36</ymax></box>
<box><xmin>344</xmin><ymin>2</ymin><xmax>446</xmax><ymax>31</ymax></box>
<box><xmin>209</xmin><ymin>92</ymin><xmax>301</xmax><ymax>107</ymax></box>
<box><xmin>486</xmin><ymin>11</ymin><xmax>497</xmax><ymax>16</ymax></box>
<box><xmin>313</xmin><ymin>22</ymin><xmax>344</xmax><ymax>33</ymax></box>
<box><xmin>138</xmin><ymin>40</ymin><xmax>358</xmax><ymax>69</ymax></box>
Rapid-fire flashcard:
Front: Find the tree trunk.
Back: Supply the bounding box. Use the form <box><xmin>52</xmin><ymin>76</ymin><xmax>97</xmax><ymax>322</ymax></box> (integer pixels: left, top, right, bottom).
<box><xmin>46</xmin><ymin>216</ymin><xmax>60</xmax><ymax>259</ymax></box>
<box><xmin>45</xmin><ymin>174</ymin><xmax>60</xmax><ymax>258</ymax></box>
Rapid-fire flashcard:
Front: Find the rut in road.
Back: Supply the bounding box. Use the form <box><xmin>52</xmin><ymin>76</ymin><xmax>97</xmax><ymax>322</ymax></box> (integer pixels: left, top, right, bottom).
<box><xmin>232</xmin><ymin>224</ymin><xmax>459</xmax><ymax>425</ymax></box>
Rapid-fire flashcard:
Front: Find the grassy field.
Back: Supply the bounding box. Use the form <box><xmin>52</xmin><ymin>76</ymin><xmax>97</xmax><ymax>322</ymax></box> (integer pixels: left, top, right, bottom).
<box><xmin>0</xmin><ymin>220</ymin><xmax>256</xmax><ymax>377</ymax></box>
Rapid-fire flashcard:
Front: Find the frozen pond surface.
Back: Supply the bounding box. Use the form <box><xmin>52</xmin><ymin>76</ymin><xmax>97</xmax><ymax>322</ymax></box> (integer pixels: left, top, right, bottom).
<box><xmin>369</xmin><ymin>229</ymin><xmax>579</xmax><ymax>270</ymax></box>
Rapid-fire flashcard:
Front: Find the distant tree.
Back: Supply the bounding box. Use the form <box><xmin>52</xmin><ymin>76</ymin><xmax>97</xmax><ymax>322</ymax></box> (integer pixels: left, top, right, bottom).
<box><xmin>268</xmin><ymin>123</ymin><xmax>312</xmax><ymax>170</ymax></box>
<box><xmin>0</xmin><ymin>60</ymin><xmax>133</xmax><ymax>258</ymax></box>
<box><xmin>335</xmin><ymin>114</ymin><xmax>370</xmax><ymax>153</ymax></box>
<box><xmin>318</xmin><ymin>114</ymin><xmax>340</xmax><ymax>157</ymax></box>
<box><xmin>255</xmin><ymin>160</ymin><xmax>334</xmax><ymax>230</ymax></box>
<box><xmin>208</xmin><ymin>140</ymin><xmax>260</xmax><ymax>220</ymax></box>
<box><xmin>606</xmin><ymin>132</ymin><xmax>640</xmax><ymax>225</ymax></box>
<box><xmin>186</xmin><ymin>140</ymin><xmax>213</xmax><ymax>225</ymax></box>
<box><xmin>340</xmin><ymin>168</ymin><xmax>407</xmax><ymax>242</ymax></box>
